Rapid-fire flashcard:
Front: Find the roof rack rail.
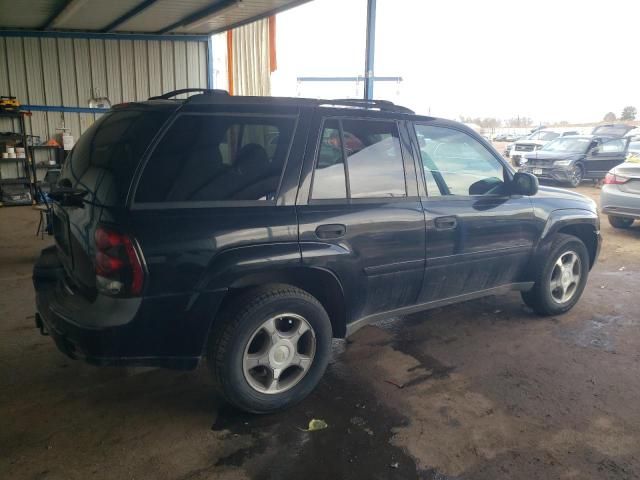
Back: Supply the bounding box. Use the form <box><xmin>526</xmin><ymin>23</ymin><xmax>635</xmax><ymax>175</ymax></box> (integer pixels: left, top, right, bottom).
<box><xmin>321</xmin><ymin>98</ymin><xmax>414</xmax><ymax>114</ymax></box>
<box><xmin>149</xmin><ymin>88</ymin><xmax>229</xmax><ymax>100</ymax></box>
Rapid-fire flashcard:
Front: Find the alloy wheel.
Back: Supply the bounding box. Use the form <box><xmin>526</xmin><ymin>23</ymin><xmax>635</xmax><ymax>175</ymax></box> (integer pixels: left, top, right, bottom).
<box><xmin>549</xmin><ymin>251</ymin><xmax>581</xmax><ymax>304</ymax></box>
<box><xmin>242</xmin><ymin>313</ymin><xmax>316</xmax><ymax>394</ymax></box>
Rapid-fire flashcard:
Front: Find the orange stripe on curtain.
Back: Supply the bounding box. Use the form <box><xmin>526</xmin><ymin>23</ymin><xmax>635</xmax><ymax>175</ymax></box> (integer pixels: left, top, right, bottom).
<box><xmin>226</xmin><ymin>29</ymin><xmax>234</xmax><ymax>95</ymax></box>
<box><xmin>268</xmin><ymin>15</ymin><xmax>277</xmax><ymax>73</ymax></box>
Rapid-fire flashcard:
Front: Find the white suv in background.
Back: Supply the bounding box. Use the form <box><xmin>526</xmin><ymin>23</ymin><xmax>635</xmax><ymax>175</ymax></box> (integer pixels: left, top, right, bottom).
<box><xmin>510</xmin><ymin>130</ymin><xmax>579</xmax><ymax>166</ymax></box>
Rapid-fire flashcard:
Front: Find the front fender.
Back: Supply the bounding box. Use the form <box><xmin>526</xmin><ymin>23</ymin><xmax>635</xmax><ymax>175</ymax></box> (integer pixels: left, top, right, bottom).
<box><xmin>527</xmin><ymin>208</ymin><xmax>601</xmax><ymax>277</ymax></box>
<box><xmin>540</xmin><ymin>208</ymin><xmax>599</xmax><ymax>242</ymax></box>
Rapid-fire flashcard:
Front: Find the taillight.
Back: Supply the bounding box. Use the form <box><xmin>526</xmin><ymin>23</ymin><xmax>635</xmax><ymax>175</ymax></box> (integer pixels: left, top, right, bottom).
<box><xmin>604</xmin><ymin>173</ymin><xmax>629</xmax><ymax>185</ymax></box>
<box><xmin>94</xmin><ymin>226</ymin><xmax>144</xmax><ymax>296</ymax></box>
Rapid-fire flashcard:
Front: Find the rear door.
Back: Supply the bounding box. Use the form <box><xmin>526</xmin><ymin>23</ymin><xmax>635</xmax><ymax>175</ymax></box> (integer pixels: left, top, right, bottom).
<box><xmin>585</xmin><ymin>137</ymin><xmax>629</xmax><ymax>178</ymax></box>
<box><xmin>296</xmin><ymin>112</ymin><xmax>426</xmax><ymax>323</ymax></box>
<box><xmin>411</xmin><ymin>122</ymin><xmax>538</xmax><ymax>303</ymax></box>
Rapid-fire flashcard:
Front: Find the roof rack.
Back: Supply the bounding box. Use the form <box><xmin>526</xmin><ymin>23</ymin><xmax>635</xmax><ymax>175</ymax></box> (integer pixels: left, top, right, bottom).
<box><xmin>150</xmin><ymin>89</ymin><xmax>414</xmax><ymax>114</ymax></box>
<box><xmin>149</xmin><ymin>88</ymin><xmax>230</xmax><ymax>100</ymax></box>
<box><xmin>320</xmin><ymin>98</ymin><xmax>414</xmax><ymax>114</ymax></box>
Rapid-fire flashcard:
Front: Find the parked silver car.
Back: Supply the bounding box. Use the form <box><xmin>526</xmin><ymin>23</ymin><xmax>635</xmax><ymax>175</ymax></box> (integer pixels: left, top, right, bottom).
<box><xmin>601</xmin><ymin>161</ymin><xmax>640</xmax><ymax>228</ymax></box>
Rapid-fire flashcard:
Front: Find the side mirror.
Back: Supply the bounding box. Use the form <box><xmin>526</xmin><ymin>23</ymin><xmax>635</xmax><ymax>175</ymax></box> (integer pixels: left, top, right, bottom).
<box><xmin>511</xmin><ymin>172</ymin><xmax>539</xmax><ymax>196</ymax></box>
<box><xmin>590</xmin><ymin>147</ymin><xmax>599</xmax><ymax>156</ymax></box>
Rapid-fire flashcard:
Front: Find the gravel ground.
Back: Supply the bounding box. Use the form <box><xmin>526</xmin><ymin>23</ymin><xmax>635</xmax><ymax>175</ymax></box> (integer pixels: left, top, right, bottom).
<box><xmin>1</xmin><ymin>184</ymin><xmax>638</xmax><ymax>479</ymax></box>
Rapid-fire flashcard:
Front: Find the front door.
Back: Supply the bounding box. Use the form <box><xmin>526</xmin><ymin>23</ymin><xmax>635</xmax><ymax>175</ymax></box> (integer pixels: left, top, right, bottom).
<box><xmin>411</xmin><ymin>122</ymin><xmax>538</xmax><ymax>303</ymax></box>
<box><xmin>296</xmin><ymin>113</ymin><xmax>426</xmax><ymax>323</ymax></box>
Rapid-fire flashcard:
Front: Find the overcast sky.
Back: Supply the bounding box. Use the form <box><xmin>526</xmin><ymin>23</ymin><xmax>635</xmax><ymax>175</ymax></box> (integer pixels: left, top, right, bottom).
<box><xmin>271</xmin><ymin>0</ymin><xmax>640</xmax><ymax>123</ymax></box>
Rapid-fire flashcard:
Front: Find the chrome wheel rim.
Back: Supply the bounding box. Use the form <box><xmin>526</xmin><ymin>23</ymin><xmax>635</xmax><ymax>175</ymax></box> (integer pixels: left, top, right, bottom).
<box><xmin>570</xmin><ymin>166</ymin><xmax>583</xmax><ymax>185</ymax></box>
<box><xmin>549</xmin><ymin>251</ymin><xmax>581</xmax><ymax>304</ymax></box>
<box><xmin>242</xmin><ymin>313</ymin><xmax>316</xmax><ymax>394</ymax></box>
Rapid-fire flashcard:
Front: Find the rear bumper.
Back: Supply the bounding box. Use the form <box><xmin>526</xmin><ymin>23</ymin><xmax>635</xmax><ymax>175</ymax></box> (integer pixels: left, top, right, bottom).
<box><xmin>601</xmin><ymin>186</ymin><xmax>640</xmax><ymax>219</ymax></box>
<box><xmin>33</xmin><ymin>246</ymin><xmax>222</xmax><ymax>369</ymax></box>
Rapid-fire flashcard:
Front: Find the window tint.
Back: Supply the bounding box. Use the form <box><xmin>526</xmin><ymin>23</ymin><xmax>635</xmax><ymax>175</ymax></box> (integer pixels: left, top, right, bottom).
<box><xmin>60</xmin><ymin>109</ymin><xmax>171</xmax><ymax>205</ymax></box>
<box><xmin>342</xmin><ymin>120</ymin><xmax>406</xmax><ymax>198</ymax></box>
<box><xmin>600</xmin><ymin>138</ymin><xmax>626</xmax><ymax>153</ymax></box>
<box><xmin>311</xmin><ymin>120</ymin><xmax>347</xmax><ymax>199</ymax></box>
<box><xmin>414</xmin><ymin>124</ymin><xmax>506</xmax><ymax>196</ymax></box>
<box><xmin>311</xmin><ymin>119</ymin><xmax>407</xmax><ymax>200</ymax></box>
<box><xmin>135</xmin><ymin>114</ymin><xmax>296</xmax><ymax>203</ymax></box>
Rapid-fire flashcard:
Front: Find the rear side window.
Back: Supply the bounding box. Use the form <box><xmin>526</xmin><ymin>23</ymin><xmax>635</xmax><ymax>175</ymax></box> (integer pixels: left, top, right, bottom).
<box><xmin>135</xmin><ymin>114</ymin><xmax>296</xmax><ymax>203</ymax></box>
<box><xmin>311</xmin><ymin>118</ymin><xmax>406</xmax><ymax>200</ymax></box>
<box><xmin>60</xmin><ymin>109</ymin><xmax>170</xmax><ymax>205</ymax></box>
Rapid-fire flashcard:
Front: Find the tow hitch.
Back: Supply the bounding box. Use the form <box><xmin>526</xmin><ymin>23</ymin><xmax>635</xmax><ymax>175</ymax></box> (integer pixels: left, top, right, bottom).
<box><xmin>35</xmin><ymin>313</ymin><xmax>49</xmax><ymax>336</ymax></box>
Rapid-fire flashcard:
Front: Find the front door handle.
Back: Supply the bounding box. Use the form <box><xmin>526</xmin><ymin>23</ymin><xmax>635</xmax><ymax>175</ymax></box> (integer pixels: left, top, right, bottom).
<box><xmin>434</xmin><ymin>216</ymin><xmax>458</xmax><ymax>230</ymax></box>
<box><xmin>315</xmin><ymin>223</ymin><xmax>347</xmax><ymax>239</ymax></box>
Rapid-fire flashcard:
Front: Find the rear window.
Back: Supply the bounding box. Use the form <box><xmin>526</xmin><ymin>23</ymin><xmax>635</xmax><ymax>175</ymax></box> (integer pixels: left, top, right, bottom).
<box><xmin>60</xmin><ymin>109</ymin><xmax>171</xmax><ymax>205</ymax></box>
<box><xmin>135</xmin><ymin>114</ymin><xmax>296</xmax><ymax>203</ymax></box>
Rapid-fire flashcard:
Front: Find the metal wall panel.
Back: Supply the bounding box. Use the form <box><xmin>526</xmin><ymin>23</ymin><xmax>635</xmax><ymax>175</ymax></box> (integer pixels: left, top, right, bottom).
<box><xmin>1</xmin><ymin>34</ymin><xmax>207</xmax><ymax>179</ymax></box>
<box><xmin>0</xmin><ymin>35</ymin><xmax>208</xmax><ymax>142</ymax></box>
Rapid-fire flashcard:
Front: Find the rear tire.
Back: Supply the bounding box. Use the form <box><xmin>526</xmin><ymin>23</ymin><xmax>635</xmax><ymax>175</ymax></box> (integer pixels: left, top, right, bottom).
<box><xmin>521</xmin><ymin>234</ymin><xmax>590</xmax><ymax>316</ymax></box>
<box><xmin>207</xmin><ymin>285</ymin><xmax>332</xmax><ymax>414</ymax></box>
<box><xmin>608</xmin><ymin>216</ymin><xmax>634</xmax><ymax>229</ymax></box>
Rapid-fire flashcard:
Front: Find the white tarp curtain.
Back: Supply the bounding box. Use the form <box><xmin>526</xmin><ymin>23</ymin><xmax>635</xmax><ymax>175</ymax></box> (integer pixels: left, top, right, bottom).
<box><xmin>231</xmin><ymin>19</ymin><xmax>271</xmax><ymax>96</ymax></box>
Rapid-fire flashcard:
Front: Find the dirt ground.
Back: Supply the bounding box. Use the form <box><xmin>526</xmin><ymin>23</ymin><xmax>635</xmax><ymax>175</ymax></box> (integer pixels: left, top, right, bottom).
<box><xmin>1</xmin><ymin>185</ymin><xmax>639</xmax><ymax>480</ymax></box>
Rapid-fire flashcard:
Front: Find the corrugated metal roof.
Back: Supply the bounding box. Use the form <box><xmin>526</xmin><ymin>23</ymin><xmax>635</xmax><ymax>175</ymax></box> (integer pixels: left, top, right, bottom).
<box><xmin>0</xmin><ymin>0</ymin><xmax>312</xmax><ymax>35</ymax></box>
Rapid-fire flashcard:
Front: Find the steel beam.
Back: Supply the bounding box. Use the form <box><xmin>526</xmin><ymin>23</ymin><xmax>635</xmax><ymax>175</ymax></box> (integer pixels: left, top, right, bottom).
<box><xmin>0</xmin><ymin>29</ymin><xmax>209</xmax><ymax>42</ymax></box>
<box><xmin>156</xmin><ymin>0</ymin><xmax>237</xmax><ymax>35</ymax></box>
<box><xmin>102</xmin><ymin>0</ymin><xmax>160</xmax><ymax>33</ymax></box>
<box><xmin>364</xmin><ymin>0</ymin><xmax>377</xmax><ymax>100</ymax></box>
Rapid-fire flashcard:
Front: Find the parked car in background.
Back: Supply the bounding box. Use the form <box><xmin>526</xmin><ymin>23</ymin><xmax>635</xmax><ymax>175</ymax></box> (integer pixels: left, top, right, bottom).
<box><xmin>627</xmin><ymin>140</ymin><xmax>640</xmax><ymax>161</ymax></box>
<box><xmin>592</xmin><ymin>124</ymin><xmax>636</xmax><ymax>137</ymax></box>
<box><xmin>510</xmin><ymin>130</ymin><xmax>580</xmax><ymax>166</ymax></box>
<box><xmin>601</xmin><ymin>161</ymin><xmax>640</xmax><ymax>228</ymax></box>
<box><xmin>520</xmin><ymin>135</ymin><xmax>630</xmax><ymax>187</ymax></box>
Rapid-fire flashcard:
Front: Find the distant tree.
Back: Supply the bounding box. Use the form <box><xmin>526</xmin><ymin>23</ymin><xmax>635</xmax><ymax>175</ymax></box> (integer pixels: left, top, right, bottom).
<box><xmin>603</xmin><ymin>112</ymin><xmax>617</xmax><ymax>122</ymax></box>
<box><xmin>621</xmin><ymin>106</ymin><xmax>637</xmax><ymax>121</ymax></box>
<box><xmin>505</xmin><ymin>116</ymin><xmax>533</xmax><ymax>128</ymax></box>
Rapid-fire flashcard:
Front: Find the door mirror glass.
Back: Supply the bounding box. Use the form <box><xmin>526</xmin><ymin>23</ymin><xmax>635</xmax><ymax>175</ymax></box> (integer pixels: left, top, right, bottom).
<box><xmin>511</xmin><ymin>172</ymin><xmax>539</xmax><ymax>196</ymax></box>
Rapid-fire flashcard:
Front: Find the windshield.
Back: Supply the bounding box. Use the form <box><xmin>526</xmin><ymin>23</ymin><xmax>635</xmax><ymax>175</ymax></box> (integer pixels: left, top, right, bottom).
<box><xmin>527</xmin><ymin>131</ymin><xmax>559</xmax><ymax>141</ymax></box>
<box><xmin>541</xmin><ymin>137</ymin><xmax>592</xmax><ymax>153</ymax></box>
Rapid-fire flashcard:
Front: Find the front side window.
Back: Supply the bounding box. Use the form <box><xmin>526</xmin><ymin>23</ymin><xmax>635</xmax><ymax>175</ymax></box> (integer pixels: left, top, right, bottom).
<box><xmin>310</xmin><ymin>118</ymin><xmax>407</xmax><ymax>200</ymax></box>
<box><xmin>414</xmin><ymin>124</ymin><xmax>507</xmax><ymax>197</ymax></box>
<box><xmin>135</xmin><ymin>114</ymin><xmax>296</xmax><ymax>203</ymax></box>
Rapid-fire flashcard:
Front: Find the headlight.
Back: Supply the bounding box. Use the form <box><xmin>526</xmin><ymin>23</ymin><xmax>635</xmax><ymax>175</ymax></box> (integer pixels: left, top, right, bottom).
<box><xmin>554</xmin><ymin>160</ymin><xmax>573</xmax><ymax>166</ymax></box>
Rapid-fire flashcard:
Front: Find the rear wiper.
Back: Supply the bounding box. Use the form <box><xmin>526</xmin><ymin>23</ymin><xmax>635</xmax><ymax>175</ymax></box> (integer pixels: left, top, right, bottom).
<box><xmin>48</xmin><ymin>187</ymin><xmax>89</xmax><ymax>206</ymax></box>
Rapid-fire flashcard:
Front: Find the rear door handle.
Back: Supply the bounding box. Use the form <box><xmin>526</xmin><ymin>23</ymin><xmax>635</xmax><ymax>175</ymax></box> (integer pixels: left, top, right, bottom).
<box><xmin>315</xmin><ymin>224</ymin><xmax>347</xmax><ymax>239</ymax></box>
<box><xmin>434</xmin><ymin>216</ymin><xmax>458</xmax><ymax>230</ymax></box>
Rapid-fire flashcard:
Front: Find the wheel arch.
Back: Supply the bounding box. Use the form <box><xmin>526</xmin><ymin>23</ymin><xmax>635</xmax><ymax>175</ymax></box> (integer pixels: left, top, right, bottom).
<box><xmin>218</xmin><ymin>267</ymin><xmax>348</xmax><ymax>338</ymax></box>
<box><xmin>538</xmin><ymin>209</ymin><xmax>600</xmax><ymax>270</ymax></box>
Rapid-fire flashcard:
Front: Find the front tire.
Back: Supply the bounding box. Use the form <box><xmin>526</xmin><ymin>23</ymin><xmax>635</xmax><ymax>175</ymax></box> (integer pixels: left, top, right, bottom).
<box><xmin>567</xmin><ymin>164</ymin><xmax>584</xmax><ymax>188</ymax></box>
<box><xmin>521</xmin><ymin>234</ymin><xmax>590</xmax><ymax>316</ymax></box>
<box><xmin>608</xmin><ymin>216</ymin><xmax>634</xmax><ymax>229</ymax></box>
<box><xmin>208</xmin><ymin>285</ymin><xmax>332</xmax><ymax>413</ymax></box>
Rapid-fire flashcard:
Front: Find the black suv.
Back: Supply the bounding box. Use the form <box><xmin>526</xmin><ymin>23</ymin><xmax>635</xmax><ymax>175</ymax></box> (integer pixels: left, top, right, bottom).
<box><xmin>34</xmin><ymin>89</ymin><xmax>601</xmax><ymax>413</ymax></box>
<box><xmin>520</xmin><ymin>134</ymin><xmax>630</xmax><ymax>187</ymax></box>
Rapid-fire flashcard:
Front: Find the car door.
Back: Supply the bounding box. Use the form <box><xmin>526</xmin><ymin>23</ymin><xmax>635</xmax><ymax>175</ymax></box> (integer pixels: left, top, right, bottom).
<box><xmin>585</xmin><ymin>137</ymin><xmax>628</xmax><ymax>178</ymax></box>
<box><xmin>410</xmin><ymin>122</ymin><xmax>538</xmax><ymax>303</ymax></box>
<box><xmin>296</xmin><ymin>112</ymin><xmax>426</xmax><ymax>324</ymax></box>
